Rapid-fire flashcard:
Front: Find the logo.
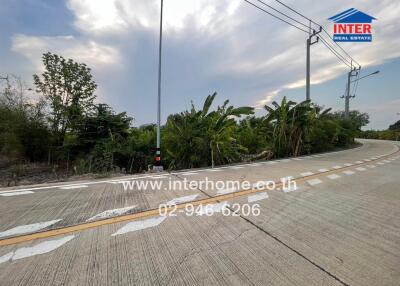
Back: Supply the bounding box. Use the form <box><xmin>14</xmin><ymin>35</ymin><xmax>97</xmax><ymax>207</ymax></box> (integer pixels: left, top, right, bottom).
<box><xmin>328</xmin><ymin>8</ymin><xmax>376</xmax><ymax>42</ymax></box>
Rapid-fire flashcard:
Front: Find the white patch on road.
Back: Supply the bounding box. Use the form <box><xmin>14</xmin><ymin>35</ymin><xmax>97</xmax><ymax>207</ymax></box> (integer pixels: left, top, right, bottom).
<box><xmin>0</xmin><ymin>191</ymin><xmax>34</xmax><ymax>197</ymax></box>
<box><xmin>112</xmin><ymin>216</ymin><xmax>167</xmax><ymax>236</ymax></box>
<box><xmin>383</xmin><ymin>160</ymin><xmax>391</xmax><ymax>163</ymax></box>
<box><xmin>377</xmin><ymin>162</ymin><xmax>384</xmax><ymax>165</ymax></box>
<box><xmin>318</xmin><ymin>168</ymin><xmax>329</xmax><ymax>172</ymax></box>
<box><xmin>0</xmin><ymin>252</ymin><xmax>14</xmax><ymax>264</ymax></box>
<box><xmin>9</xmin><ymin>235</ymin><xmax>75</xmax><ymax>261</ymax></box>
<box><xmin>278</xmin><ymin>159</ymin><xmax>291</xmax><ymax>163</ymax></box>
<box><xmin>327</xmin><ymin>174</ymin><xmax>341</xmax><ymax>180</ymax></box>
<box><xmin>86</xmin><ymin>206</ymin><xmax>136</xmax><ymax>222</ymax></box>
<box><xmin>300</xmin><ymin>171</ymin><xmax>314</xmax><ymax>176</ymax></box>
<box><xmin>248</xmin><ymin>192</ymin><xmax>269</xmax><ymax>203</ymax></box>
<box><xmin>60</xmin><ymin>185</ymin><xmax>88</xmax><ymax>190</ymax></box>
<box><xmin>0</xmin><ymin>219</ymin><xmax>62</xmax><ymax>238</ymax></box>
<box><xmin>179</xmin><ymin>172</ymin><xmax>198</xmax><ymax>176</ymax></box>
<box><xmin>343</xmin><ymin>163</ymin><xmax>353</xmax><ymax>167</ymax></box>
<box><xmin>355</xmin><ymin>161</ymin><xmax>363</xmax><ymax>164</ymax></box>
<box><xmin>292</xmin><ymin>158</ymin><xmax>302</xmax><ymax>161</ymax></box>
<box><xmin>343</xmin><ymin>170</ymin><xmax>355</xmax><ymax>175</ymax></box>
<box><xmin>366</xmin><ymin>165</ymin><xmax>376</xmax><ymax>168</ymax></box>
<box><xmin>364</xmin><ymin>159</ymin><xmax>371</xmax><ymax>162</ymax></box>
<box><xmin>206</xmin><ymin>168</ymin><xmax>222</xmax><ymax>172</ymax></box>
<box><xmin>229</xmin><ymin>166</ymin><xmax>244</xmax><ymax>169</ymax></box>
<box><xmin>332</xmin><ymin>166</ymin><xmax>342</xmax><ymax>169</ymax></box>
<box><xmin>307</xmin><ymin>179</ymin><xmax>322</xmax><ymax>186</ymax></box>
<box><xmin>216</xmin><ymin>188</ymin><xmax>238</xmax><ymax>195</ymax></box>
<box><xmin>166</xmin><ymin>194</ymin><xmax>199</xmax><ymax>206</ymax></box>
<box><xmin>356</xmin><ymin>167</ymin><xmax>367</xmax><ymax>171</ymax></box>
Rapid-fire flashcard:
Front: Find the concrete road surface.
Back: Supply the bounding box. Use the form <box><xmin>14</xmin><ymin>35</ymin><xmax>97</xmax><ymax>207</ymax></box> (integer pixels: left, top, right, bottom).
<box><xmin>0</xmin><ymin>139</ymin><xmax>399</xmax><ymax>285</ymax></box>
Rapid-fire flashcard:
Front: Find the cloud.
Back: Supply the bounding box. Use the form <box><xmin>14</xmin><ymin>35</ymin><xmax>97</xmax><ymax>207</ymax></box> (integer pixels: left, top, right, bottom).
<box><xmin>11</xmin><ymin>34</ymin><xmax>121</xmax><ymax>70</ymax></box>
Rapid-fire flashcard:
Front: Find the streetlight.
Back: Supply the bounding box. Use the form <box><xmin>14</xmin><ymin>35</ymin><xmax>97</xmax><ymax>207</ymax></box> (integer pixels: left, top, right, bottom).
<box><xmin>153</xmin><ymin>0</ymin><xmax>164</xmax><ymax>172</ymax></box>
<box><xmin>342</xmin><ymin>69</ymin><xmax>379</xmax><ymax>118</ymax></box>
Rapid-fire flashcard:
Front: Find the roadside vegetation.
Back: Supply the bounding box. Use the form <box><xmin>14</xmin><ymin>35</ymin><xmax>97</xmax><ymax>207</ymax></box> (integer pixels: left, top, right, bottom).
<box><xmin>0</xmin><ymin>53</ymin><xmax>370</xmax><ymax>185</ymax></box>
<box><xmin>359</xmin><ymin>120</ymin><xmax>400</xmax><ymax>141</ymax></box>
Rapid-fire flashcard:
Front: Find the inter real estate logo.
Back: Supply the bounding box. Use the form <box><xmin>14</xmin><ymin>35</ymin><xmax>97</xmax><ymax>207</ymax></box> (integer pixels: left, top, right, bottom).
<box><xmin>328</xmin><ymin>8</ymin><xmax>376</xmax><ymax>42</ymax></box>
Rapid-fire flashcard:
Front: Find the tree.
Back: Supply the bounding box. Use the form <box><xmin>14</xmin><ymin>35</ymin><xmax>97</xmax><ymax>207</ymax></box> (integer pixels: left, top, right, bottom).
<box><xmin>389</xmin><ymin>120</ymin><xmax>400</xmax><ymax>131</ymax></box>
<box><xmin>33</xmin><ymin>52</ymin><xmax>97</xmax><ymax>147</ymax></box>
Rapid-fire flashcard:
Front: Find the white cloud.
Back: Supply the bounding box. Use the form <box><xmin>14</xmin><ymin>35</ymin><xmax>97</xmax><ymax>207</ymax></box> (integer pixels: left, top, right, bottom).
<box><xmin>11</xmin><ymin>34</ymin><xmax>121</xmax><ymax>70</ymax></box>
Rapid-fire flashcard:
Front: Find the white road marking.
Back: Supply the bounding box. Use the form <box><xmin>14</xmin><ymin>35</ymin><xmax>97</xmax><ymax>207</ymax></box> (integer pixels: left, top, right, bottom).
<box><xmin>383</xmin><ymin>160</ymin><xmax>391</xmax><ymax>163</ymax></box>
<box><xmin>0</xmin><ymin>220</ymin><xmax>62</xmax><ymax>238</ymax></box>
<box><xmin>278</xmin><ymin>159</ymin><xmax>291</xmax><ymax>163</ymax></box>
<box><xmin>356</xmin><ymin>167</ymin><xmax>367</xmax><ymax>171</ymax></box>
<box><xmin>86</xmin><ymin>206</ymin><xmax>136</xmax><ymax>222</ymax></box>
<box><xmin>166</xmin><ymin>194</ymin><xmax>199</xmax><ymax>206</ymax></box>
<box><xmin>0</xmin><ymin>191</ymin><xmax>34</xmax><ymax>197</ymax></box>
<box><xmin>179</xmin><ymin>172</ymin><xmax>198</xmax><ymax>176</ymax></box>
<box><xmin>300</xmin><ymin>171</ymin><xmax>314</xmax><ymax>176</ymax></box>
<box><xmin>216</xmin><ymin>188</ymin><xmax>238</xmax><ymax>195</ymax></box>
<box><xmin>363</xmin><ymin>159</ymin><xmax>371</xmax><ymax>162</ymax></box>
<box><xmin>307</xmin><ymin>179</ymin><xmax>322</xmax><ymax>186</ymax></box>
<box><xmin>0</xmin><ymin>252</ymin><xmax>14</xmax><ymax>264</ymax></box>
<box><xmin>112</xmin><ymin>216</ymin><xmax>167</xmax><ymax>236</ymax></box>
<box><xmin>60</xmin><ymin>185</ymin><xmax>88</xmax><ymax>190</ymax></box>
<box><xmin>0</xmin><ymin>235</ymin><xmax>75</xmax><ymax>264</ymax></box>
<box><xmin>343</xmin><ymin>170</ymin><xmax>355</xmax><ymax>175</ymax></box>
<box><xmin>282</xmin><ymin>184</ymin><xmax>298</xmax><ymax>193</ymax></box>
<box><xmin>332</xmin><ymin>166</ymin><xmax>342</xmax><ymax>169</ymax></box>
<box><xmin>206</xmin><ymin>168</ymin><xmax>222</xmax><ymax>172</ymax></box>
<box><xmin>318</xmin><ymin>168</ymin><xmax>329</xmax><ymax>172</ymax></box>
<box><xmin>313</xmin><ymin>155</ymin><xmax>323</xmax><ymax>158</ymax></box>
<box><xmin>327</xmin><ymin>174</ymin><xmax>341</xmax><ymax>180</ymax></box>
<box><xmin>355</xmin><ymin>161</ymin><xmax>363</xmax><ymax>164</ymax></box>
<box><xmin>229</xmin><ymin>166</ymin><xmax>244</xmax><ymax>169</ymax></box>
<box><xmin>377</xmin><ymin>162</ymin><xmax>384</xmax><ymax>165</ymax></box>
<box><xmin>343</xmin><ymin>163</ymin><xmax>353</xmax><ymax>167</ymax></box>
<box><xmin>366</xmin><ymin>165</ymin><xmax>376</xmax><ymax>168</ymax></box>
<box><xmin>248</xmin><ymin>192</ymin><xmax>269</xmax><ymax>203</ymax></box>
<box><xmin>292</xmin><ymin>158</ymin><xmax>302</xmax><ymax>161</ymax></box>
<box><xmin>370</xmin><ymin>157</ymin><xmax>378</xmax><ymax>160</ymax></box>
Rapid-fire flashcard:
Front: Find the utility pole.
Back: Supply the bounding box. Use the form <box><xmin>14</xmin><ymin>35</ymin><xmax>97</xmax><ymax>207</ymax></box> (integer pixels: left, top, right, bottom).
<box><xmin>154</xmin><ymin>0</ymin><xmax>164</xmax><ymax>172</ymax></box>
<box><xmin>306</xmin><ymin>25</ymin><xmax>321</xmax><ymax>101</ymax></box>
<box><xmin>342</xmin><ymin>66</ymin><xmax>359</xmax><ymax>119</ymax></box>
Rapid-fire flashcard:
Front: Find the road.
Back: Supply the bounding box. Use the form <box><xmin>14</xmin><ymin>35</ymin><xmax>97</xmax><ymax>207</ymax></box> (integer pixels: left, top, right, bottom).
<box><xmin>0</xmin><ymin>139</ymin><xmax>399</xmax><ymax>285</ymax></box>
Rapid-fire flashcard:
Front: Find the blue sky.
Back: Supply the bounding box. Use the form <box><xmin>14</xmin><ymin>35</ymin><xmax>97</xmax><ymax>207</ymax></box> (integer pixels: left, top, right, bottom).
<box><xmin>1</xmin><ymin>0</ymin><xmax>399</xmax><ymax>129</ymax></box>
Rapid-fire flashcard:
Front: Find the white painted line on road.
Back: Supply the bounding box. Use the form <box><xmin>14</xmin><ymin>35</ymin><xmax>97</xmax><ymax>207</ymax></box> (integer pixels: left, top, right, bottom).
<box><xmin>327</xmin><ymin>174</ymin><xmax>341</xmax><ymax>180</ymax></box>
<box><xmin>216</xmin><ymin>188</ymin><xmax>238</xmax><ymax>195</ymax></box>
<box><xmin>166</xmin><ymin>194</ymin><xmax>199</xmax><ymax>206</ymax></box>
<box><xmin>355</xmin><ymin>161</ymin><xmax>363</xmax><ymax>164</ymax></box>
<box><xmin>0</xmin><ymin>252</ymin><xmax>13</xmax><ymax>264</ymax></box>
<box><xmin>356</xmin><ymin>167</ymin><xmax>367</xmax><ymax>171</ymax></box>
<box><xmin>0</xmin><ymin>219</ymin><xmax>62</xmax><ymax>238</ymax></box>
<box><xmin>0</xmin><ymin>235</ymin><xmax>75</xmax><ymax>264</ymax></box>
<box><xmin>0</xmin><ymin>191</ymin><xmax>34</xmax><ymax>197</ymax></box>
<box><xmin>248</xmin><ymin>192</ymin><xmax>269</xmax><ymax>203</ymax></box>
<box><xmin>278</xmin><ymin>159</ymin><xmax>291</xmax><ymax>163</ymax></box>
<box><xmin>318</xmin><ymin>168</ymin><xmax>329</xmax><ymax>172</ymax></box>
<box><xmin>178</xmin><ymin>172</ymin><xmax>199</xmax><ymax>176</ymax></box>
<box><xmin>292</xmin><ymin>158</ymin><xmax>302</xmax><ymax>161</ymax></box>
<box><xmin>332</xmin><ymin>166</ymin><xmax>342</xmax><ymax>169</ymax></box>
<box><xmin>59</xmin><ymin>185</ymin><xmax>88</xmax><ymax>190</ymax></box>
<box><xmin>86</xmin><ymin>206</ymin><xmax>136</xmax><ymax>222</ymax></box>
<box><xmin>282</xmin><ymin>184</ymin><xmax>298</xmax><ymax>193</ymax></box>
<box><xmin>363</xmin><ymin>159</ymin><xmax>371</xmax><ymax>162</ymax></box>
<box><xmin>343</xmin><ymin>163</ymin><xmax>353</xmax><ymax>167</ymax></box>
<box><xmin>307</xmin><ymin>179</ymin><xmax>322</xmax><ymax>186</ymax></box>
<box><xmin>229</xmin><ymin>166</ymin><xmax>244</xmax><ymax>169</ymax></box>
<box><xmin>370</xmin><ymin>157</ymin><xmax>378</xmax><ymax>160</ymax></box>
<box><xmin>377</xmin><ymin>162</ymin><xmax>384</xmax><ymax>165</ymax></box>
<box><xmin>206</xmin><ymin>168</ymin><xmax>222</xmax><ymax>172</ymax></box>
<box><xmin>383</xmin><ymin>160</ymin><xmax>391</xmax><ymax>163</ymax></box>
<box><xmin>112</xmin><ymin>216</ymin><xmax>167</xmax><ymax>236</ymax></box>
<box><xmin>267</xmin><ymin>161</ymin><xmax>278</xmax><ymax>165</ymax></box>
<box><xmin>301</xmin><ymin>171</ymin><xmax>314</xmax><ymax>176</ymax></box>
<box><xmin>343</xmin><ymin>170</ymin><xmax>355</xmax><ymax>175</ymax></box>
<box><xmin>313</xmin><ymin>155</ymin><xmax>323</xmax><ymax>158</ymax></box>
<box><xmin>366</xmin><ymin>165</ymin><xmax>376</xmax><ymax>168</ymax></box>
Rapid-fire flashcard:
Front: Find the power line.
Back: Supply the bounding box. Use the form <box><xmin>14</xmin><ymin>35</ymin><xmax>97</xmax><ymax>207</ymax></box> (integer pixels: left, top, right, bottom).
<box><xmin>254</xmin><ymin>0</ymin><xmax>310</xmax><ymax>30</ymax></box>
<box><xmin>318</xmin><ymin>36</ymin><xmax>352</xmax><ymax>67</ymax></box>
<box><xmin>243</xmin><ymin>0</ymin><xmax>309</xmax><ymax>34</ymax></box>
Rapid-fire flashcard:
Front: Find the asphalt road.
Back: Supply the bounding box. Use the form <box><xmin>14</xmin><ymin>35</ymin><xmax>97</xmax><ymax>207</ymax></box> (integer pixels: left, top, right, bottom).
<box><xmin>0</xmin><ymin>139</ymin><xmax>399</xmax><ymax>285</ymax></box>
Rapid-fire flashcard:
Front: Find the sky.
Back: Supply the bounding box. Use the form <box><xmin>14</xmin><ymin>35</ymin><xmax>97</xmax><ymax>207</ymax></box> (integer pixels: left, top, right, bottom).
<box><xmin>0</xmin><ymin>0</ymin><xmax>399</xmax><ymax>130</ymax></box>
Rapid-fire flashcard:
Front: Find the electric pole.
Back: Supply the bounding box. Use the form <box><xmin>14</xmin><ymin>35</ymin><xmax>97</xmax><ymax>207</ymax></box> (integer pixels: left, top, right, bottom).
<box><xmin>306</xmin><ymin>25</ymin><xmax>321</xmax><ymax>101</ymax></box>
<box><xmin>154</xmin><ymin>0</ymin><xmax>164</xmax><ymax>172</ymax></box>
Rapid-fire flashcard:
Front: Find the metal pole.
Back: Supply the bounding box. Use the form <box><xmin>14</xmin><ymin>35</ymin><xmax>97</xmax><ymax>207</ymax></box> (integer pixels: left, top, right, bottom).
<box><xmin>344</xmin><ymin>70</ymin><xmax>351</xmax><ymax>119</ymax></box>
<box><xmin>155</xmin><ymin>0</ymin><xmax>163</xmax><ymax>170</ymax></box>
<box><xmin>306</xmin><ymin>38</ymin><xmax>310</xmax><ymax>101</ymax></box>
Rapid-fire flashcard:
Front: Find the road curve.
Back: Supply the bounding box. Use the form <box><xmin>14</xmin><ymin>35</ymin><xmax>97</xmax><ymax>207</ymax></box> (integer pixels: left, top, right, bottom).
<box><xmin>0</xmin><ymin>139</ymin><xmax>399</xmax><ymax>286</ymax></box>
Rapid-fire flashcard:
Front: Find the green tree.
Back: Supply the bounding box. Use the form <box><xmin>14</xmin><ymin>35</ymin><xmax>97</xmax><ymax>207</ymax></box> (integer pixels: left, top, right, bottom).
<box><xmin>33</xmin><ymin>52</ymin><xmax>97</xmax><ymax>147</ymax></box>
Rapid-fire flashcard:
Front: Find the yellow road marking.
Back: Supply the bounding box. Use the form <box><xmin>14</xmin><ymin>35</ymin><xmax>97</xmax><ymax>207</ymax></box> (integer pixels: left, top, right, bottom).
<box><xmin>0</xmin><ymin>148</ymin><xmax>399</xmax><ymax>247</ymax></box>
